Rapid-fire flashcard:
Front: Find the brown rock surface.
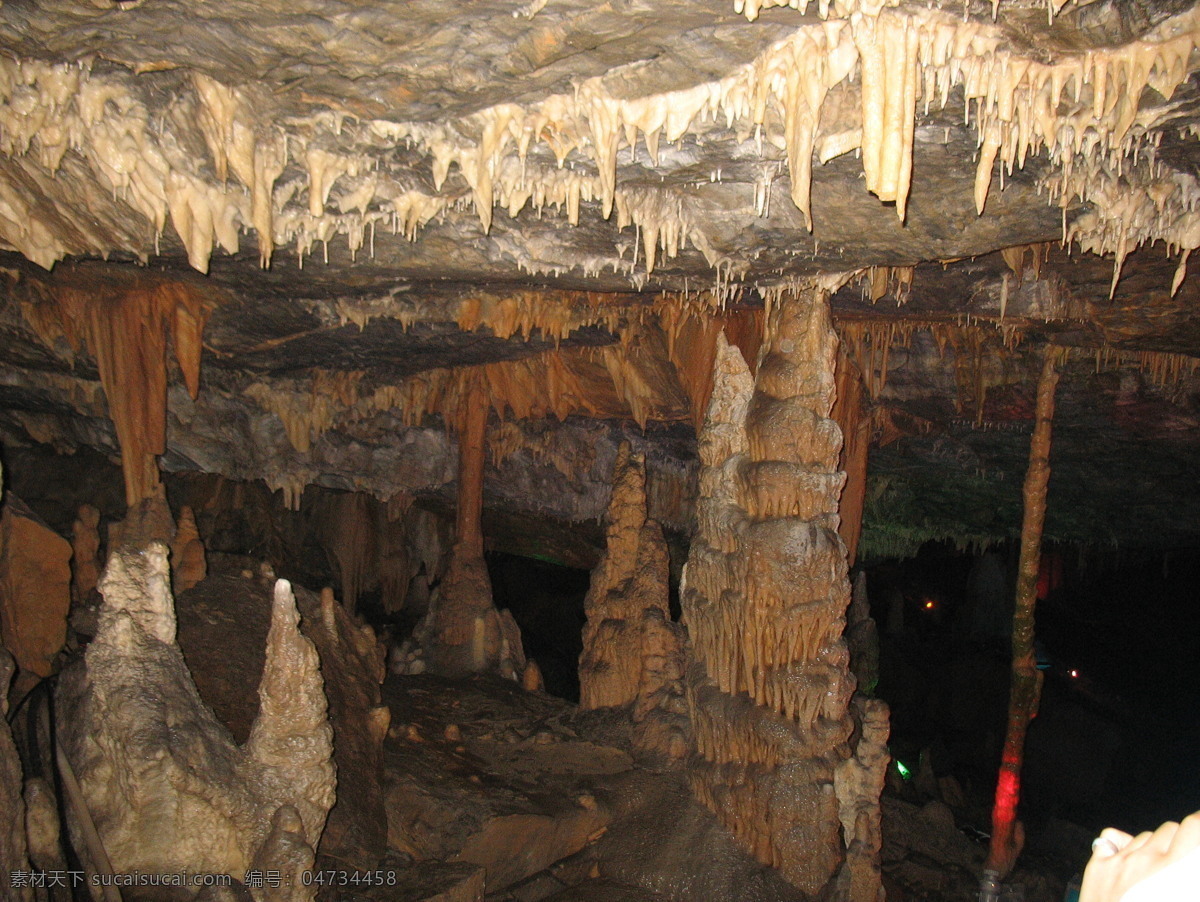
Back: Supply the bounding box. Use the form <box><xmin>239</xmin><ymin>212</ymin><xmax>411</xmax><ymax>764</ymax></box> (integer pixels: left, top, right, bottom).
<box><xmin>391</xmin><ymin>862</ymin><xmax>485</xmax><ymax>902</ymax></box>
<box><xmin>382</xmin><ymin>675</ymin><xmax>626</xmax><ymax>891</ymax></box>
<box><xmin>0</xmin><ymin>493</ymin><xmax>72</xmax><ymax>694</ymax></box>
<box><xmin>70</xmin><ymin>503</ymin><xmax>102</xmax><ymax>603</ymax></box>
<box><xmin>0</xmin><ymin>643</ymin><xmax>32</xmax><ymax>901</ymax></box>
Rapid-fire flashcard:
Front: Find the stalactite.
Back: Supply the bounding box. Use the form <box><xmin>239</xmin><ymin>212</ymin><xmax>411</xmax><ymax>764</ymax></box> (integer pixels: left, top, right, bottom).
<box><xmin>21</xmin><ymin>280</ymin><xmax>210</xmax><ymax>506</ymax></box>
<box><xmin>838</xmin><ymin>318</ymin><xmax>1022</xmax><ymax>427</ymax></box>
<box><xmin>984</xmin><ymin>346</ymin><xmax>1062</xmax><ymax>883</ymax></box>
<box><xmin>323</xmin><ymin>492</ymin><xmax>377</xmax><ymax>616</ymax></box>
<box><xmin>454</xmin><ymin>373</ymin><xmax>488</xmax><ymax>559</ymax></box>
<box><xmin>378</xmin><ymin>516</ymin><xmax>411</xmax><ymax>615</ymax></box>
<box><xmin>832</xmin><ymin>347</ymin><xmax>869</xmax><ymax>567</ymax></box>
<box><xmin>1</xmin><ymin>3</ymin><xmax>1199</xmax><ymax>293</ymax></box>
<box><xmin>1092</xmin><ymin>346</ymin><xmax>1200</xmax><ymax>388</ymax></box>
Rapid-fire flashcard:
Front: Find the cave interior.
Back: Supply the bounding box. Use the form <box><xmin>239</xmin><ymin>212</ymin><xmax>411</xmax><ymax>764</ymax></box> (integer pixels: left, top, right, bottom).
<box><xmin>2</xmin><ymin>0</ymin><xmax>1200</xmax><ymax>900</ymax></box>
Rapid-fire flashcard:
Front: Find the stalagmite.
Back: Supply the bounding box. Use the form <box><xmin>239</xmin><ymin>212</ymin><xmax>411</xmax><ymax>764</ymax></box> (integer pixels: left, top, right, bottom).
<box><xmin>984</xmin><ymin>346</ymin><xmax>1061</xmax><ymax>886</ymax></box>
<box><xmin>71</xmin><ymin>504</ymin><xmax>103</xmax><ymax>604</ymax></box>
<box><xmin>171</xmin><ymin>505</ymin><xmax>208</xmax><ymax>595</ymax></box>
<box><xmin>579</xmin><ymin>442</ymin><xmax>688</xmax><ymax>759</ymax></box>
<box><xmin>55</xmin><ymin>543</ymin><xmax>336</xmax><ymax>891</ymax></box>
<box><xmin>682</xmin><ymin>288</ymin><xmax>880</xmax><ymax>898</ymax></box>
<box><xmin>0</xmin><ymin>494</ymin><xmax>72</xmax><ymax>700</ymax></box>
<box><xmin>522</xmin><ymin>658</ymin><xmax>545</xmax><ymax>692</ymax></box>
<box><xmin>834</xmin><ymin>696</ymin><xmax>890</xmax><ymax>902</ymax></box>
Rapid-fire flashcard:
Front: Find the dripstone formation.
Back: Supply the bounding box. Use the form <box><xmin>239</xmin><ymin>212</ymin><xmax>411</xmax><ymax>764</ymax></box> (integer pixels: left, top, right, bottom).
<box><xmin>682</xmin><ymin>289</ymin><xmax>880</xmax><ymax>898</ymax></box>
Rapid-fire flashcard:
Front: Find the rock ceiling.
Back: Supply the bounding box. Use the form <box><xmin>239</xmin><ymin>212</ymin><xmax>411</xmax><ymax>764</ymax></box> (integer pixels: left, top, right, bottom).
<box><xmin>1</xmin><ymin>0</ymin><xmax>1200</xmax><ymax>555</ymax></box>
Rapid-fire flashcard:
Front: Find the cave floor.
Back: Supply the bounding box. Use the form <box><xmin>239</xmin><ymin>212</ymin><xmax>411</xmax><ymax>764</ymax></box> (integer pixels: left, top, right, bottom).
<box><xmin>164</xmin><ymin>569</ymin><xmax>1080</xmax><ymax>901</ymax></box>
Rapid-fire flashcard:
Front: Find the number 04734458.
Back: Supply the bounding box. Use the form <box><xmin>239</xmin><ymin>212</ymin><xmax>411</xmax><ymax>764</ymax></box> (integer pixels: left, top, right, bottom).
<box><xmin>301</xmin><ymin>870</ymin><xmax>398</xmax><ymax>887</ymax></box>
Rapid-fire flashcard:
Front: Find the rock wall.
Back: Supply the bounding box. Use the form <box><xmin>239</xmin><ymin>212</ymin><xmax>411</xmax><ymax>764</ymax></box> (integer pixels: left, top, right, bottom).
<box><xmin>681</xmin><ymin>288</ymin><xmax>881</xmax><ymax>899</ymax></box>
<box><xmin>1</xmin><ymin>641</ymin><xmax>32</xmax><ymax>900</ymax></box>
<box><xmin>0</xmin><ymin>493</ymin><xmax>72</xmax><ymax>699</ymax></box>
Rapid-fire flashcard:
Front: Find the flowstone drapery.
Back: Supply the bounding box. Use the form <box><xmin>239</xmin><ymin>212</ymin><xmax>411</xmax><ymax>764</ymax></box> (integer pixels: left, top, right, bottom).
<box><xmin>681</xmin><ymin>288</ymin><xmax>886</xmax><ymax>900</ymax></box>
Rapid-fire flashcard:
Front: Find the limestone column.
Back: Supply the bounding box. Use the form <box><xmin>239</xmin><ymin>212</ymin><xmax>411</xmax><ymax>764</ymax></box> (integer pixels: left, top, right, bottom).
<box><xmin>682</xmin><ymin>285</ymin><xmax>885</xmax><ymax>900</ymax></box>
<box><xmin>985</xmin><ymin>346</ymin><xmax>1061</xmax><ymax>883</ymax></box>
<box><xmin>415</xmin><ymin>373</ymin><xmax>525</xmax><ymax>679</ymax></box>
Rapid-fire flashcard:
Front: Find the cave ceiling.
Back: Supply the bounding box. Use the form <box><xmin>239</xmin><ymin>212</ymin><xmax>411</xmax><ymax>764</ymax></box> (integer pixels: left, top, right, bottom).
<box><xmin>1</xmin><ymin>0</ymin><xmax>1200</xmax><ymax>556</ymax></box>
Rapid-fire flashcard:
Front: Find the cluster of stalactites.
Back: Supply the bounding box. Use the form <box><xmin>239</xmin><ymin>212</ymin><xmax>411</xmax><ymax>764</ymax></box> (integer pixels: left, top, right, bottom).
<box><xmin>839</xmin><ymin>319</ymin><xmax>1026</xmax><ymax>426</ymax></box>
<box><xmin>1</xmin><ymin>1</ymin><xmax>1197</xmax><ymax>291</ymax></box>
<box><xmin>243</xmin><ymin>296</ymin><xmax>756</xmax><ymax>460</ymax></box>
<box><xmin>19</xmin><ymin>280</ymin><xmax>209</xmax><ymax>506</ymax></box>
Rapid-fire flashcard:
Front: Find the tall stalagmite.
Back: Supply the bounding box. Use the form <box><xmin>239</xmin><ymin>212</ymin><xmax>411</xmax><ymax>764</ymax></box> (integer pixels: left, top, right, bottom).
<box><xmin>579</xmin><ymin>442</ymin><xmax>688</xmax><ymax>759</ymax></box>
<box><xmin>682</xmin><ymin>287</ymin><xmax>882</xmax><ymax>899</ymax></box>
<box><xmin>55</xmin><ymin>544</ymin><xmax>336</xmax><ymax>892</ymax></box>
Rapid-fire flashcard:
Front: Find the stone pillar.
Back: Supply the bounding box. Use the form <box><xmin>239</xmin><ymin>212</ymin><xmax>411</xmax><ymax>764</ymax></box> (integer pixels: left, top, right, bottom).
<box><xmin>682</xmin><ymin>287</ymin><xmax>882</xmax><ymax>900</ymax></box>
<box><xmin>404</xmin><ymin>374</ymin><xmax>527</xmax><ymax>681</ymax></box>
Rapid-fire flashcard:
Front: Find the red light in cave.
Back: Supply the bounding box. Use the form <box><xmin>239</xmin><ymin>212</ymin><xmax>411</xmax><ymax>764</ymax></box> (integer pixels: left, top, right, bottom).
<box><xmin>1069</xmin><ymin>669</ymin><xmax>1079</xmax><ymax>679</ymax></box>
<box><xmin>923</xmin><ymin>599</ymin><xmax>935</xmax><ymax>610</ymax></box>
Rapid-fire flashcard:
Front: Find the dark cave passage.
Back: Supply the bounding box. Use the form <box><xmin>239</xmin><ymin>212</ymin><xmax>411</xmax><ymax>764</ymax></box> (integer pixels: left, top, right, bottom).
<box><xmin>487</xmin><ymin>551</ymin><xmax>590</xmax><ymax>703</ymax></box>
<box><xmin>867</xmin><ymin>540</ymin><xmax>1200</xmax><ymax>841</ymax></box>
